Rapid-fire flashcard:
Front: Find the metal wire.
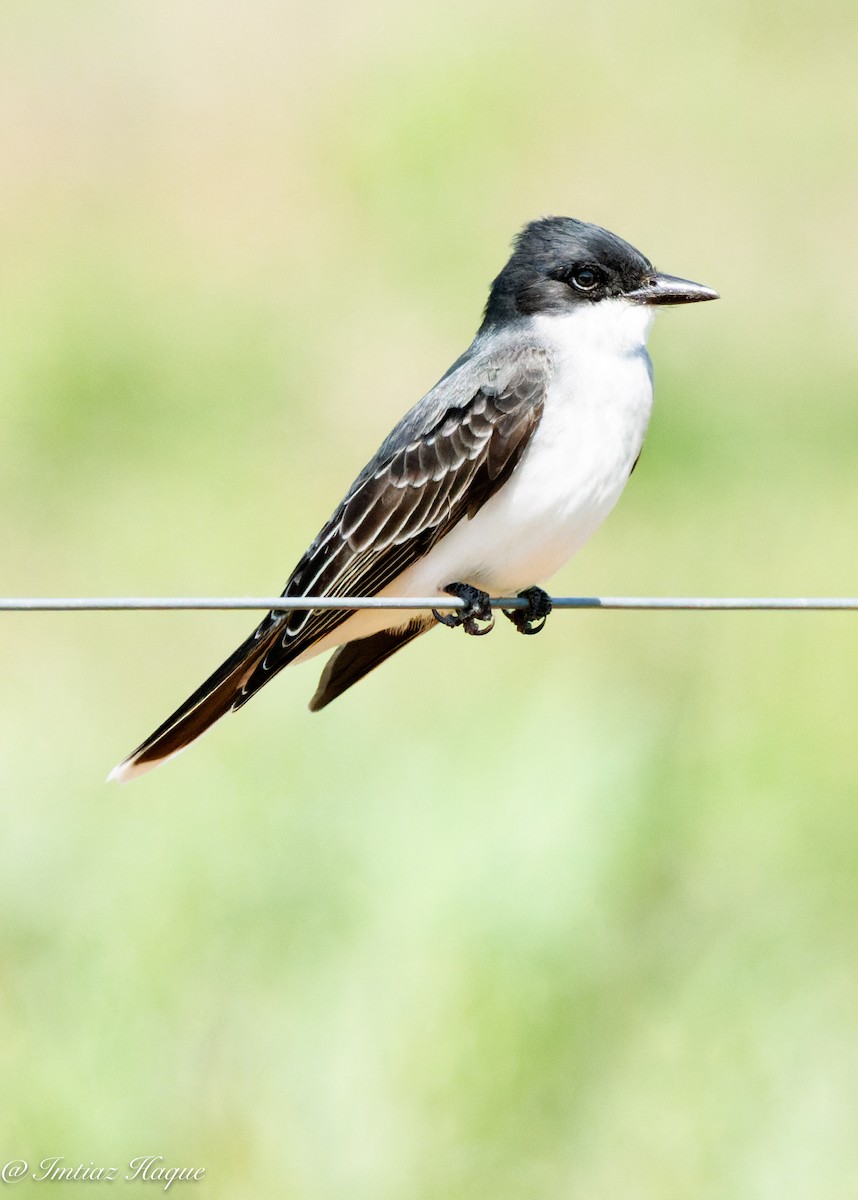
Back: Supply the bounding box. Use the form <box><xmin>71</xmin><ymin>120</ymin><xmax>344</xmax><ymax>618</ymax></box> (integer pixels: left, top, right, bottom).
<box><xmin>0</xmin><ymin>596</ymin><xmax>857</xmax><ymax>612</ymax></box>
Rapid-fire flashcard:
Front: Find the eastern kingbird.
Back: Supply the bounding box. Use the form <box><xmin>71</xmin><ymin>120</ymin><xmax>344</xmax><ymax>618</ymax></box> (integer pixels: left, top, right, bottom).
<box><xmin>111</xmin><ymin>217</ymin><xmax>717</xmax><ymax>781</ymax></box>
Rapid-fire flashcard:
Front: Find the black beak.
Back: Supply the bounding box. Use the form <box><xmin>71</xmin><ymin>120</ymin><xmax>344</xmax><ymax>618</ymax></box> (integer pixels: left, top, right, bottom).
<box><xmin>626</xmin><ymin>272</ymin><xmax>719</xmax><ymax>306</ymax></box>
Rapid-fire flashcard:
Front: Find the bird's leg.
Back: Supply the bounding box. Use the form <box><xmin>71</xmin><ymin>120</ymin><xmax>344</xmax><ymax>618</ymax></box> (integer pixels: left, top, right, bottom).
<box><xmin>432</xmin><ymin>582</ymin><xmax>495</xmax><ymax>637</ymax></box>
<box><xmin>503</xmin><ymin>586</ymin><xmax>553</xmax><ymax>636</ymax></box>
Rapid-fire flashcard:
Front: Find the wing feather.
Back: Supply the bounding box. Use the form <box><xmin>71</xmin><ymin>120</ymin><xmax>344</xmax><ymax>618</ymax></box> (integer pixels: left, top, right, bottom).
<box><xmin>236</xmin><ymin>343</ymin><xmax>551</xmax><ymax>702</ymax></box>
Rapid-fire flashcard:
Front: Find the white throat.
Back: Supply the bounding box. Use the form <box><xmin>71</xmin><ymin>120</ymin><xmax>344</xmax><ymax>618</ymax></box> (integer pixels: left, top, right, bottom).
<box><xmin>530</xmin><ymin>297</ymin><xmax>655</xmax><ymax>360</ymax></box>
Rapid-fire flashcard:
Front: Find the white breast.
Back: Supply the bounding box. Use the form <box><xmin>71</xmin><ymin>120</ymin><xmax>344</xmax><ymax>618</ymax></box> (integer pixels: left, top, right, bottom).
<box><xmin>404</xmin><ymin>299</ymin><xmax>656</xmax><ymax>594</ymax></box>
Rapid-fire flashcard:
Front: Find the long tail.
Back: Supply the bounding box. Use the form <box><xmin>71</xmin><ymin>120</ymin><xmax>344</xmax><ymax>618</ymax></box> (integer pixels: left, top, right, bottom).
<box><xmin>110</xmin><ymin>614</ymin><xmax>436</xmax><ymax>783</ymax></box>
<box><xmin>108</xmin><ymin>628</ymin><xmax>275</xmax><ymax>783</ymax></box>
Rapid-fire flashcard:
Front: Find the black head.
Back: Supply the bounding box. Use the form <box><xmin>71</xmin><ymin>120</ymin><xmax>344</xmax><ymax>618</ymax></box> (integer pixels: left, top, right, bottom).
<box><xmin>479</xmin><ymin>217</ymin><xmax>718</xmax><ymax>331</ymax></box>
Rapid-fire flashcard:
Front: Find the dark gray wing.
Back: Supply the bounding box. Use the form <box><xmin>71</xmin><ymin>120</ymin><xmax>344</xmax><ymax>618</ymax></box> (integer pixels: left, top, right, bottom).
<box><xmin>234</xmin><ymin>340</ymin><xmax>551</xmax><ymax>703</ymax></box>
<box><xmin>111</xmin><ymin>341</ymin><xmax>551</xmax><ymax>776</ymax></box>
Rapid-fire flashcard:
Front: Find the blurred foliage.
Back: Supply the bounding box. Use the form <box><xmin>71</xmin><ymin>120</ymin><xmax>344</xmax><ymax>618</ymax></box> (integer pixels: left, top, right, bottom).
<box><xmin>1</xmin><ymin>1</ymin><xmax>858</xmax><ymax>1196</ymax></box>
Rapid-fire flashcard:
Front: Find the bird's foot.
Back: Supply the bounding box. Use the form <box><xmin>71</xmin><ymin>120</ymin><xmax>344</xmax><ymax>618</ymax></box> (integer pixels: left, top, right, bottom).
<box><xmin>432</xmin><ymin>582</ymin><xmax>495</xmax><ymax>636</ymax></box>
<box><xmin>503</xmin><ymin>586</ymin><xmax>553</xmax><ymax>636</ymax></box>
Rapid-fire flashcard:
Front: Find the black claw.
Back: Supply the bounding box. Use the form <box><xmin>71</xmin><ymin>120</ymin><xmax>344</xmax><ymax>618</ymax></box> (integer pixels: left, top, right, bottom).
<box><xmin>432</xmin><ymin>582</ymin><xmax>495</xmax><ymax>636</ymax></box>
<box><xmin>503</xmin><ymin>586</ymin><xmax>553</xmax><ymax>635</ymax></box>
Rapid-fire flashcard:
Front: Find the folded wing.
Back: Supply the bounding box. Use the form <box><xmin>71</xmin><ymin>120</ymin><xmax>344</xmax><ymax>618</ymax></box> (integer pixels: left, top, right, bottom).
<box><xmin>111</xmin><ymin>342</ymin><xmax>550</xmax><ymax>779</ymax></box>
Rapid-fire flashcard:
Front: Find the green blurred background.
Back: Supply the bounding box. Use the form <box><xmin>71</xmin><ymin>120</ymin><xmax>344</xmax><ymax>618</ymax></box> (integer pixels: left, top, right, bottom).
<box><xmin>1</xmin><ymin>1</ymin><xmax>857</xmax><ymax>1196</ymax></box>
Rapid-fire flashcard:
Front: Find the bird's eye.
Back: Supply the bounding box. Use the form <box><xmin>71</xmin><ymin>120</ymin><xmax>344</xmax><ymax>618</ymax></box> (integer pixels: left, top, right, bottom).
<box><xmin>571</xmin><ymin>267</ymin><xmax>599</xmax><ymax>291</ymax></box>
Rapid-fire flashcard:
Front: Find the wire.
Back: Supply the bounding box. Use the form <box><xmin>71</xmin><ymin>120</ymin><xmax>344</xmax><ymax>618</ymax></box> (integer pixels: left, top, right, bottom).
<box><xmin>0</xmin><ymin>596</ymin><xmax>857</xmax><ymax>612</ymax></box>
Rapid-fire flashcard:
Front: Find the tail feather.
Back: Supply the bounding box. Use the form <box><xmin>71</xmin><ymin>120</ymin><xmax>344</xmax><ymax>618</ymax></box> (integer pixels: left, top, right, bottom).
<box><xmin>309</xmin><ymin>617</ymin><xmax>434</xmax><ymax>712</ymax></box>
<box><xmin>111</xmin><ymin>613</ymin><xmax>437</xmax><ymax>782</ymax></box>
<box><xmin>108</xmin><ymin>628</ymin><xmax>274</xmax><ymax>783</ymax></box>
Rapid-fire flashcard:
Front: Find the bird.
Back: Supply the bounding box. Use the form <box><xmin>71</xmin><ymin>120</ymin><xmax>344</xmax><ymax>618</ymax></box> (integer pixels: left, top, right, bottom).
<box><xmin>110</xmin><ymin>216</ymin><xmax>718</xmax><ymax>782</ymax></box>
